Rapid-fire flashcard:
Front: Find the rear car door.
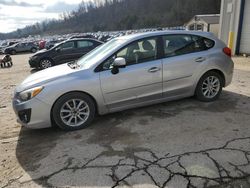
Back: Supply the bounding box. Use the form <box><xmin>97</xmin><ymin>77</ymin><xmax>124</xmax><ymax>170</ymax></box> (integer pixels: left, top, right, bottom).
<box><xmin>75</xmin><ymin>40</ymin><xmax>95</xmax><ymax>59</ymax></box>
<box><xmin>161</xmin><ymin>34</ymin><xmax>215</xmax><ymax>98</ymax></box>
<box><xmin>24</xmin><ymin>43</ymin><xmax>32</xmax><ymax>52</ymax></box>
<box><xmin>53</xmin><ymin>41</ymin><xmax>76</xmax><ymax>64</ymax></box>
<box><xmin>16</xmin><ymin>43</ymin><xmax>25</xmax><ymax>52</ymax></box>
<box><xmin>99</xmin><ymin>37</ymin><xmax>163</xmax><ymax>112</ymax></box>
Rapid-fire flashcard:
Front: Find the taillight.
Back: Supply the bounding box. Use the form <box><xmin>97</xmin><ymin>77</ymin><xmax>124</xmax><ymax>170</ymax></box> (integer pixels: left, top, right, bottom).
<box><xmin>223</xmin><ymin>47</ymin><xmax>232</xmax><ymax>57</ymax></box>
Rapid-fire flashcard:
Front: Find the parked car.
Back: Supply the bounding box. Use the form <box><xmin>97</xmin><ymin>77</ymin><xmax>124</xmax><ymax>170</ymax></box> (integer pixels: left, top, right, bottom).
<box><xmin>29</xmin><ymin>38</ymin><xmax>103</xmax><ymax>69</ymax></box>
<box><xmin>0</xmin><ymin>41</ymin><xmax>18</xmax><ymax>54</ymax></box>
<box><xmin>3</xmin><ymin>42</ymin><xmax>38</xmax><ymax>55</ymax></box>
<box><xmin>13</xmin><ymin>31</ymin><xmax>234</xmax><ymax>131</ymax></box>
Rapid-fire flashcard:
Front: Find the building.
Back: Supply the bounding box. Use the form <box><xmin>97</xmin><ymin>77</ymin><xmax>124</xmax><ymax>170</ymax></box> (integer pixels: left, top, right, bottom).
<box><xmin>185</xmin><ymin>14</ymin><xmax>220</xmax><ymax>36</ymax></box>
<box><xmin>219</xmin><ymin>0</ymin><xmax>249</xmax><ymax>55</ymax></box>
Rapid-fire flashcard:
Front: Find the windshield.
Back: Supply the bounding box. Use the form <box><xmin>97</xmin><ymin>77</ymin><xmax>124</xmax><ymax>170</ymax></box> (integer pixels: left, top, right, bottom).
<box><xmin>77</xmin><ymin>39</ymin><xmax>124</xmax><ymax>69</ymax></box>
<box><xmin>51</xmin><ymin>41</ymin><xmax>64</xmax><ymax>49</ymax></box>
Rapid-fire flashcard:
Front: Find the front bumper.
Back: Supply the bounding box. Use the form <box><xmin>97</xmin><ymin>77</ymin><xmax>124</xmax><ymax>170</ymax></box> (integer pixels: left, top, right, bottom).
<box><xmin>12</xmin><ymin>97</ymin><xmax>52</xmax><ymax>129</ymax></box>
<box><xmin>29</xmin><ymin>59</ymin><xmax>39</xmax><ymax>68</ymax></box>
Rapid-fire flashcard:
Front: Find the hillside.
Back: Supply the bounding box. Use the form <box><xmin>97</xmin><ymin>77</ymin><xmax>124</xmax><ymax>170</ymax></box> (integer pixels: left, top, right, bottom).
<box><xmin>0</xmin><ymin>0</ymin><xmax>221</xmax><ymax>39</ymax></box>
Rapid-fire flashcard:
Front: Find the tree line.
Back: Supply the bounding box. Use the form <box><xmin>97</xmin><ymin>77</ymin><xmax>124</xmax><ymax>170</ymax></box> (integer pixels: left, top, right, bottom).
<box><xmin>0</xmin><ymin>0</ymin><xmax>221</xmax><ymax>39</ymax></box>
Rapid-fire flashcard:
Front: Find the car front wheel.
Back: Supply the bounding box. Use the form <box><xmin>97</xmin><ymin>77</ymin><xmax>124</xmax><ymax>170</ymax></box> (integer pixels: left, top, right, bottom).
<box><xmin>40</xmin><ymin>59</ymin><xmax>53</xmax><ymax>69</ymax></box>
<box><xmin>52</xmin><ymin>92</ymin><xmax>96</xmax><ymax>131</ymax></box>
<box><xmin>195</xmin><ymin>71</ymin><xmax>223</xmax><ymax>102</ymax></box>
<box><xmin>11</xmin><ymin>50</ymin><xmax>16</xmax><ymax>55</ymax></box>
<box><xmin>31</xmin><ymin>48</ymin><xmax>37</xmax><ymax>53</ymax></box>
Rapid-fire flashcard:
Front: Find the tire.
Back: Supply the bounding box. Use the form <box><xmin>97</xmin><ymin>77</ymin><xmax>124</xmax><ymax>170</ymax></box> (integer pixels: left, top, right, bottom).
<box><xmin>52</xmin><ymin>92</ymin><xmax>96</xmax><ymax>131</ymax></box>
<box><xmin>195</xmin><ymin>71</ymin><xmax>223</xmax><ymax>102</ymax></box>
<box><xmin>11</xmin><ymin>50</ymin><xmax>16</xmax><ymax>55</ymax></box>
<box><xmin>39</xmin><ymin>58</ymin><xmax>53</xmax><ymax>69</ymax></box>
<box><xmin>31</xmin><ymin>48</ymin><xmax>37</xmax><ymax>53</ymax></box>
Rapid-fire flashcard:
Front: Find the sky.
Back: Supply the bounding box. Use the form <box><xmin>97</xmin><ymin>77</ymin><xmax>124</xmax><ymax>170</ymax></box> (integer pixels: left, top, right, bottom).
<box><xmin>0</xmin><ymin>0</ymin><xmax>87</xmax><ymax>33</ymax></box>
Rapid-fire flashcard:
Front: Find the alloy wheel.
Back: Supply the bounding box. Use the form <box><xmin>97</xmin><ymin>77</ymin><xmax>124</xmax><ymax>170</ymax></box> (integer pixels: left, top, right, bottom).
<box><xmin>40</xmin><ymin>59</ymin><xmax>52</xmax><ymax>69</ymax></box>
<box><xmin>60</xmin><ymin>99</ymin><xmax>90</xmax><ymax>127</ymax></box>
<box><xmin>202</xmin><ymin>76</ymin><xmax>220</xmax><ymax>98</ymax></box>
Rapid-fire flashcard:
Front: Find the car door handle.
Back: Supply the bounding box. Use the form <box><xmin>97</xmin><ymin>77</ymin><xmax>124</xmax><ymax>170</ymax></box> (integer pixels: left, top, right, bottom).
<box><xmin>195</xmin><ymin>57</ymin><xmax>206</xmax><ymax>62</ymax></box>
<box><xmin>148</xmin><ymin>67</ymin><xmax>161</xmax><ymax>73</ymax></box>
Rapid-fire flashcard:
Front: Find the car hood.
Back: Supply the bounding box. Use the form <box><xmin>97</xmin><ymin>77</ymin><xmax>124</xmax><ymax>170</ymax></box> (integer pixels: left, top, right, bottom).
<box><xmin>16</xmin><ymin>64</ymin><xmax>75</xmax><ymax>92</ymax></box>
<box><xmin>33</xmin><ymin>49</ymin><xmax>48</xmax><ymax>56</ymax></box>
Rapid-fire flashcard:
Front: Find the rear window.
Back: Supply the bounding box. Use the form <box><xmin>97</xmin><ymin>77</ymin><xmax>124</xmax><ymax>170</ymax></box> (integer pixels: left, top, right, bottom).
<box><xmin>77</xmin><ymin>41</ymin><xmax>94</xmax><ymax>48</ymax></box>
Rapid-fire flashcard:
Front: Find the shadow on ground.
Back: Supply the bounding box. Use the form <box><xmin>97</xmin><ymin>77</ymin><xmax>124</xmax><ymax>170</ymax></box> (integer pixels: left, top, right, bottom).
<box><xmin>15</xmin><ymin>91</ymin><xmax>250</xmax><ymax>187</ymax></box>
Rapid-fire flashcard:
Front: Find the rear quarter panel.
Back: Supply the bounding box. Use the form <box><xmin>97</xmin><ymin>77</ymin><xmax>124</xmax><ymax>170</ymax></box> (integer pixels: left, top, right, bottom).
<box><xmin>191</xmin><ymin>47</ymin><xmax>234</xmax><ymax>92</ymax></box>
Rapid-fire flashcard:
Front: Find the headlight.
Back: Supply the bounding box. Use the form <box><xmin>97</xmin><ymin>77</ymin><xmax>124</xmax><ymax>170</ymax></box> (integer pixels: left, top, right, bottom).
<box><xmin>17</xmin><ymin>86</ymin><xmax>44</xmax><ymax>102</ymax></box>
<box><xmin>30</xmin><ymin>55</ymin><xmax>38</xmax><ymax>60</ymax></box>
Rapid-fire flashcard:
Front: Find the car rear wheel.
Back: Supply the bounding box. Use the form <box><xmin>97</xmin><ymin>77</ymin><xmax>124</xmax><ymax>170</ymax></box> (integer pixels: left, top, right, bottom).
<box><xmin>40</xmin><ymin>59</ymin><xmax>53</xmax><ymax>69</ymax></box>
<box><xmin>52</xmin><ymin>92</ymin><xmax>96</xmax><ymax>131</ymax></box>
<box><xmin>195</xmin><ymin>71</ymin><xmax>223</xmax><ymax>102</ymax></box>
<box><xmin>31</xmin><ymin>48</ymin><xmax>37</xmax><ymax>53</ymax></box>
<box><xmin>11</xmin><ymin>50</ymin><xmax>16</xmax><ymax>55</ymax></box>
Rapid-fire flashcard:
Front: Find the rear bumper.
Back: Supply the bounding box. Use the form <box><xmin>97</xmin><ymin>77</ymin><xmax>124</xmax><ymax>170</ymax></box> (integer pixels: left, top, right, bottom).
<box><xmin>224</xmin><ymin>59</ymin><xmax>234</xmax><ymax>87</ymax></box>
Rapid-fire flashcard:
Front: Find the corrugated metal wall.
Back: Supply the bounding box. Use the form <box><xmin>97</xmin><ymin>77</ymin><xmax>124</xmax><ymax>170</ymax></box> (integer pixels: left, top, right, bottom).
<box><xmin>219</xmin><ymin>0</ymin><xmax>244</xmax><ymax>55</ymax></box>
<box><xmin>240</xmin><ymin>0</ymin><xmax>250</xmax><ymax>54</ymax></box>
<box><xmin>219</xmin><ymin>0</ymin><xmax>233</xmax><ymax>45</ymax></box>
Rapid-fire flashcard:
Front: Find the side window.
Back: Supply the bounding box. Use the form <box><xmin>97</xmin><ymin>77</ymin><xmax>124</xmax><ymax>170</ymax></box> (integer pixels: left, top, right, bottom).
<box><xmin>102</xmin><ymin>38</ymin><xmax>157</xmax><ymax>70</ymax></box>
<box><xmin>203</xmin><ymin>38</ymin><xmax>215</xmax><ymax>49</ymax></box>
<box><xmin>19</xmin><ymin>43</ymin><xmax>24</xmax><ymax>47</ymax></box>
<box><xmin>60</xmin><ymin>41</ymin><xmax>75</xmax><ymax>50</ymax></box>
<box><xmin>88</xmin><ymin>41</ymin><xmax>94</xmax><ymax>47</ymax></box>
<box><xmin>163</xmin><ymin>35</ymin><xmax>212</xmax><ymax>58</ymax></box>
<box><xmin>77</xmin><ymin>41</ymin><xmax>93</xmax><ymax>48</ymax></box>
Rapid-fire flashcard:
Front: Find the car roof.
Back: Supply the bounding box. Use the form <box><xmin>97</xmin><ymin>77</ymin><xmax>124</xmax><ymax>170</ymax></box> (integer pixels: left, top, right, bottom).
<box><xmin>67</xmin><ymin>38</ymin><xmax>103</xmax><ymax>43</ymax></box>
<box><xmin>117</xmin><ymin>30</ymin><xmax>216</xmax><ymax>42</ymax></box>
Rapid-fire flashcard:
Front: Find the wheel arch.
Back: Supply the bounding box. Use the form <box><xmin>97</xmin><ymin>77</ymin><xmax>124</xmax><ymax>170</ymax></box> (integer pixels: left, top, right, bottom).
<box><xmin>40</xmin><ymin>57</ymin><xmax>55</xmax><ymax>63</ymax></box>
<box><xmin>50</xmin><ymin>90</ymin><xmax>99</xmax><ymax>127</ymax></box>
<box><xmin>197</xmin><ymin>69</ymin><xmax>226</xmax><ymax>88</ymax></box>
<box><xmin>31</xmin><ymin>47</ymin><xmax>37</xmax><ymax>51</ymax></box>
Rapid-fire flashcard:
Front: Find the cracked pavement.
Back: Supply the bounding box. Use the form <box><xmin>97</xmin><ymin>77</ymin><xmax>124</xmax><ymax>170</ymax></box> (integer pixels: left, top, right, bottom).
<box><xmin>1</xmin><ymin>54</ymin><xmax>250</xmax><ymax>188</ymax></box>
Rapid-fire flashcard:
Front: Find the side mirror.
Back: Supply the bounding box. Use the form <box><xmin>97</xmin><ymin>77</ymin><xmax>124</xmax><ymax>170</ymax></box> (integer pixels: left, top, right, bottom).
<box><xmin>111</xmin><ymin>57</ymin><xmax>126</xmax><ymax>74</ymax></box>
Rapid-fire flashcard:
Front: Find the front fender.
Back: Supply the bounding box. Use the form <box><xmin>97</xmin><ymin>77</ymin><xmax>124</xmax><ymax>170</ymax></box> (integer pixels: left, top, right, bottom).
<box><xmin>36</xmin><ymin>71</ymin><xmax>108</xmax><ymax>115</ymax></box>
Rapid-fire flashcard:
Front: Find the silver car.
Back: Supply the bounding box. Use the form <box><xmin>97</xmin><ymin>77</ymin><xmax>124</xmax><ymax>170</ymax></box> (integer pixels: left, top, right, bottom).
<box><xmin>12</xmin><ymin>31</ymin><xmax>234</xmax><ymax>131</ymax></box>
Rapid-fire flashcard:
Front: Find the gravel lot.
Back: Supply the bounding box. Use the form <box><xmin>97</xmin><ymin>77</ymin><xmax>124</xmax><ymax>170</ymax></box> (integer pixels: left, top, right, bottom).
<box><xmin>0</xmin><ymin>53</ymin><xmax>250</xmax><ymax>188</ymax></box>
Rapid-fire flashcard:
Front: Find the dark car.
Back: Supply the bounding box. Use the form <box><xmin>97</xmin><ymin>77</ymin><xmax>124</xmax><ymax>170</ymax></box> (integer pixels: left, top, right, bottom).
<box><xmin>29</xmin><ymin>38</ymin><xmax>103</xmax><ymax>69</ymax></box>
<box><xmin>4</xmin><ymin>42</ymin><xmax>38</xmax><ymax>55</ymax></box>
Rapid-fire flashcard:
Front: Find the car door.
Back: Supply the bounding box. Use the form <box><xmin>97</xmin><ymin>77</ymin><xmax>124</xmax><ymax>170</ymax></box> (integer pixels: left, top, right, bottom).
<box><xmin>16</xmin><ymin>43</ymin><xmax>24</xmax><ymax>52</ymax></box>
<box><xmin>99</xmin><ymin>37</ymin><xmax>163</xmax><ymax>111</ymax></box>
<box><xmin>161</xmin><ymin>34</ymin><xmax>212</xmax><ymax>98</ymax></box>
<box><xmin>53</xmin><ymin>41</ymin><xmax>76</xmax><ymax>64</ymax></box>
<box><xmin>75</xmin><ymin>40</ymin><xmax>94</xmax><ymax>59</ymax></box>
<box><xmin>23</xmin><ymin>43</ymin><xmax>31</xmax><ymax>52</ymax></box>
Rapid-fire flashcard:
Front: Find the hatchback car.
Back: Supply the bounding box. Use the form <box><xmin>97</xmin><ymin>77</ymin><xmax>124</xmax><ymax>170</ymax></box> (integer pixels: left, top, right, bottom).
<box><xmin>29</xmin><ymin>38</ymin><xmax>103</xmax><ymax>69</ymax></box>
<box><xmin>13</xmin><ymin>31</ymin><xmax>234</xmax><ymax>131</ymax></box>
<box><xmin>4</xmin><ymin>42</ymin><xmax>38</xmax><ymax>55</ymax></box>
